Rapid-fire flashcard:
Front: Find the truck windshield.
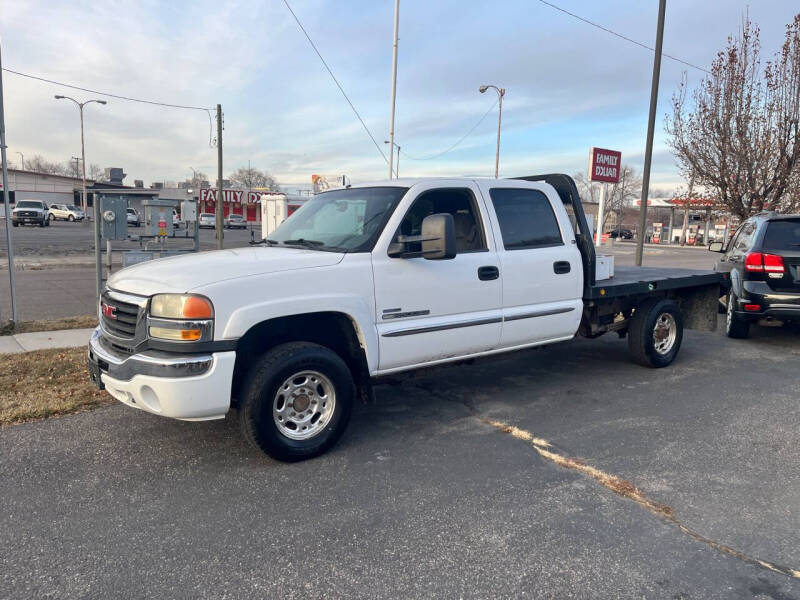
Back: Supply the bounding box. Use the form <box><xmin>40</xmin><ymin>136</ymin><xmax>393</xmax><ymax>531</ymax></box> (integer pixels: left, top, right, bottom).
<box><xmin>16</xmin><ymin>201</ymin><xmax>43</xmax><ymax>209</ymax></box>
<box><xmin>269</xmin><ymin>187</ymin><xmax>408</xmax><ymax>252</ymax></box>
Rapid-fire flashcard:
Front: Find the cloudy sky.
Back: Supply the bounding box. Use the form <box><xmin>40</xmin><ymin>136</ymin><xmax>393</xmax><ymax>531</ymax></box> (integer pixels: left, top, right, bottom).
<box><xmin>1</xmin><ymin>0</ymin><xmax>798</xmax><ymax>192</ymax></box>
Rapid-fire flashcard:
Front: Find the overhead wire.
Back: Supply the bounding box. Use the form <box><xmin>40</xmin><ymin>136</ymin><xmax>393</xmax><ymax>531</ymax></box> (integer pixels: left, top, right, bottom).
<box><xmin>1</xmin><ymin>67</ymin><xmax>218</xmax><ymax>147</ymax></box>
<box><xmin>281</xmin><ymin>0</ymin><xmax>389</xmax><ymax>165</ymax></box>
<box><xmin>534</xmin><ymin>0</ymin><xmax>711</xmax><ymax>74</ymax></box>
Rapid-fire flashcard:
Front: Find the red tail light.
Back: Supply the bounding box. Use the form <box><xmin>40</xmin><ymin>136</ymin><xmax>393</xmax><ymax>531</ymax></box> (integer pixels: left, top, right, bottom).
<box><xmin>745</xmin><ymin>252</ymin><xmax>785</xmax><ymax>275</ymax></box>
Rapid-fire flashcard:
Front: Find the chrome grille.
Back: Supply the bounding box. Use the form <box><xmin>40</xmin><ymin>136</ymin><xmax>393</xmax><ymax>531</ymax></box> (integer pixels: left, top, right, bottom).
<box><xmin>101</xmin><ymin>291</ymin><xmax>142</xmax><ymax>340</ymax></box>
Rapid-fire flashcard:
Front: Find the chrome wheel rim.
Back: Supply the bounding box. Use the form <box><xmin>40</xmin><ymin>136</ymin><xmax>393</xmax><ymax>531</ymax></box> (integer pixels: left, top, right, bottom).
<box><xmin>652</xmin><ymin>313</ymin><xmax>677</xmax><ymax>355</ymax></box>
<box><xmin>272</xmin><ymin>370</ymin><xmax>336</xmax><ymax>440</ymax></box>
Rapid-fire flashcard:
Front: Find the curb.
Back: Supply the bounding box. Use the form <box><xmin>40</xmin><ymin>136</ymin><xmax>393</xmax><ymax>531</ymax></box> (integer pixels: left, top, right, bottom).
<box><xmin>0</xmin><ymin>328</ymin><xmax>95</xmax><ymax>354</ymax></box>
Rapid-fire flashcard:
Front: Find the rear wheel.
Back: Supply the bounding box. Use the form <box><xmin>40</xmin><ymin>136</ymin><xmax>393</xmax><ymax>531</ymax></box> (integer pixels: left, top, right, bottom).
<box><xmin>627</xmin><ymin>298</ymin><xmax>683</xmax><ymax>368</ymax></box>
<box><xmin>725</xmin><ymin>290</ymin><xmax>750</xmax><ymax>339</ymax></box>
<box><xmin>239</xmin><ymin>342</ymin><xmax>355</xmax><ymax>462</ymax></box>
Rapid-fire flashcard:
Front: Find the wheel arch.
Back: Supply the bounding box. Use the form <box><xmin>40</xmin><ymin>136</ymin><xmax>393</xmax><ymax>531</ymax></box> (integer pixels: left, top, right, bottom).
<box><xmin>230</xmin><ymin>311</ymin><xmax>372</xmax><ymax>407</ymax></box>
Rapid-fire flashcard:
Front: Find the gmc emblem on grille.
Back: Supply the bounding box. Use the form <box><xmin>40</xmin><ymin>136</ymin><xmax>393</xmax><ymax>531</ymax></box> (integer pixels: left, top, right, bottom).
<box><xmin>101</xmin><ymin>302</ymin><xmax>117</xmax><ymax>320</ymax></box>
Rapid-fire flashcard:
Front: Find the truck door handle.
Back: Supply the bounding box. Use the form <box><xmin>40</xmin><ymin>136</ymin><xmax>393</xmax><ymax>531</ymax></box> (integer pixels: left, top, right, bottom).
<box><xmin>478</xmin><ymin>266</ymin><xmax>499</xmax><ymax>281</ymax></box>
<box><xmin>553</xmin><ymin>261</ymin><xmax>571</xmax><ymax>274</ymax></box>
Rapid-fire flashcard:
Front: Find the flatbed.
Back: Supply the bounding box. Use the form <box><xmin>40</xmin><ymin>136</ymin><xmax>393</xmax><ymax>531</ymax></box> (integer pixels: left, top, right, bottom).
<box><xmin>585</xmin><ymin>266</ymin><xmax>726</xmax><ymax>300</ymax></box>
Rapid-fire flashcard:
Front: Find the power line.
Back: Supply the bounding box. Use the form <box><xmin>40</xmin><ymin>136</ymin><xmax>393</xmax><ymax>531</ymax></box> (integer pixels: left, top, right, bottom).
<box><xmin>2</xmin><ymin>67</ymin><xmax>218</xmax><ymax>147</ymax></box>
<box><xmin>535</xmin><ymin>0</ymin><xmax>711</xmax><ymax>74</ymax></box>
<box><xmin>281</xmin><ymin>0</ymin><xmax>389</xmax><ymax>165</ymax></box>
<box><xmin>1</xmin><ymin>67</ymin><xmax>214</xmax><ymax>110</ymax></box>
<box><xmin>400</xmin><ymin>98</ymin><xmax>499</xmax><ymax>160</ymax></box>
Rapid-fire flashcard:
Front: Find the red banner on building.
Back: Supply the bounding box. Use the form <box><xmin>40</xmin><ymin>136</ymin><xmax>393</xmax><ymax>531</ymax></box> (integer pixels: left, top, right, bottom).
<box><xmin>589</xmin><ymin>147</ymin><xmax>622</xmax><ymax>183</ymax></box>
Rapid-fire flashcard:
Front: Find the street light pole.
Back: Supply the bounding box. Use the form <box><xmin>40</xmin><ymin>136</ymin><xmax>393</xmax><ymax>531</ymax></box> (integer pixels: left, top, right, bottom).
<box><xmin>54</xmin><ymin>95</ymin><xmax>107</xmax><ymax>222</ymax></box>
<box><xmin>15</xmin><ymin>151</ymin><xmax>23</xmax><ymax>170</ymax></box>
<box><xmin>384</xmin><ymin>141</ymin><xmax>400</xmax><ymax>177</ymax></box>
<box><xmin>387</xmin><ymin>0</ymin><xmax>400</xmax><ymax>180</ymax></box>
<box><xmin>0</xmin><ymin>43</ymin><xmax>18</xmax><ymax>323</ymax></box>
<box><xmin>479</xmin><ymin>84</ymin><xmax>505</xmax><ymax>178</ymax></box>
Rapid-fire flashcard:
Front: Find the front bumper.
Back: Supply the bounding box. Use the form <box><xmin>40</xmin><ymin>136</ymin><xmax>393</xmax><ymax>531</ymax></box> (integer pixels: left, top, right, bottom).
<box><xmin>88</xmin><ymin>328</ymin><xmax>236</xmax><ymax>421</ymax></box>
<box><xmin>735</xmin><ymin>282</ymin><xmax>800</xmax><ymax>322</ymax></box>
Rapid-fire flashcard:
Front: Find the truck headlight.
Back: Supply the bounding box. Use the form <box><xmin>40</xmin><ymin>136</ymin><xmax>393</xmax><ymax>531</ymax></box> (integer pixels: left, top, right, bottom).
<box><xmin>147</xmin><ymin>294</ymin><xmax>214</xmax><ymax>342</ymax></box>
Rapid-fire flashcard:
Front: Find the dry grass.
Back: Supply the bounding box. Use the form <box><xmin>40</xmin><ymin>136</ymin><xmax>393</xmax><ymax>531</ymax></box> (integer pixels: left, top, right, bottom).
<box><xmin>0</xmin><ymin>347</ymin><xmax>111</xmax><ymax>426</ymax></box>
<box><xmin>0</xmin><ymin>315</ymin><xmax>98</xmax><ymax>336</ymax></box>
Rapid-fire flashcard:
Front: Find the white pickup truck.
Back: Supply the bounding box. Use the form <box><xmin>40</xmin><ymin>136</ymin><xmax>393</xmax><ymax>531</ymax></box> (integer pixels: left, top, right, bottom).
<box><xmin>88</xmin><ymin>174</ymin><xmax>724</xmax><ymax>461</ymax></box>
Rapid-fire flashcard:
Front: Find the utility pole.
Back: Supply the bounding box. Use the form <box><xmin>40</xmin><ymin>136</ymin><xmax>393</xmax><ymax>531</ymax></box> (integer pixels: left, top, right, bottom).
<box><xmin>216</xmin><ymin>104</ymin><xmax>224</xmax><ymax>249</ymax></box>
<box><xmin>0</xmin><ymin>43</ymin><xmax>18</xmax><ymax>323</ymax></box>
<box><xmin>387</xmin><ymin>0</ymin><xmax>400</xmax><ymax>180</ymax></box>
<box><xmin>15</xmin><ymin>151</ymin><xmax>23</xmax><ymax>170</ymax></box>
<box><xmin>634</xmin><ymin>0</ymin><xmax>666</xmax><ymax>266</ymax></box>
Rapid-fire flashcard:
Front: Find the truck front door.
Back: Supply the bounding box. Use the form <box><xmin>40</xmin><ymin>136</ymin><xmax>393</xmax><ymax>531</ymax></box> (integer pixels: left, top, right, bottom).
<box><xmin>372</xmin><ymin>181</ymin><xmax>502</xmax><ymax>372</ymax></box>
<box><xmin>480</xmin><ymin>181</ymin><xmax>583</xmax><ymax>349</ymax></box>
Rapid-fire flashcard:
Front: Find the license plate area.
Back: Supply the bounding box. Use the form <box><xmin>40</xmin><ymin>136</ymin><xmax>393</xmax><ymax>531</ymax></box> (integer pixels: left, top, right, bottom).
<box><xmin>87</xmin><ymin>352</ymin><xmax>106</xmax><ymax>390</ymax></box>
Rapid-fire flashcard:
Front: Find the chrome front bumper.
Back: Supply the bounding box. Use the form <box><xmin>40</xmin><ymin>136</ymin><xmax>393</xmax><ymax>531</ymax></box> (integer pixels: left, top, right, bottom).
<box><xmin>88</xmin><ymin>327</ymin><xmax>213</xmax><ymax>385</ymax></box>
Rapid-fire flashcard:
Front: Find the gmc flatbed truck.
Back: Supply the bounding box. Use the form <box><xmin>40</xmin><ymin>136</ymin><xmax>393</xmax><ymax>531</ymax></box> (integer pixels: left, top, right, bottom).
<box><xmin>88</xmin><ymin>174</ymin><xmax>724</xmax><ymax>461</ymax></box>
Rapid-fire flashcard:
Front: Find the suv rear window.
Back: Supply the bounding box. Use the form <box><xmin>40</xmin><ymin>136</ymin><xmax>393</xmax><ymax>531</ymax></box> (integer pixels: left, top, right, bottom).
<box><xmin>763</xmin><ymin>219</ymin><xmax>800</xmax><ymax>251</ymax></box>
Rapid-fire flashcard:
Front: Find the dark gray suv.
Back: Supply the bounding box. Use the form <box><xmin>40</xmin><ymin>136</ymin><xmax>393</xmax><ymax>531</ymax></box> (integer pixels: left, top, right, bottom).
<box><xmin>710</xmin><ymin>213</ymin><xmax>800</xmax><ymax>338</ymax></box>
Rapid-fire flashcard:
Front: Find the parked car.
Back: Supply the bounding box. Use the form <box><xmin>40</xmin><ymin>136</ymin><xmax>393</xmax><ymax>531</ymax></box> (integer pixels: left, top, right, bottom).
<box><xmin>49</xmin><ymin>203</ymin><xmax>84</xmax><ymax>222</ymax></box>
<box><xmin>711</xmin><ymin>212</ymin><xmax>800</xmax><ymax>338</ymax></box>
<box><xmin>224</xmin><ymin>214</ymin><xmax>247</xmax><ymax>229</ymax></box>
<box><xmin>12</xmin><ymin>200</ymin><xmax>50</xmax><ymax>227</ymax></box>
<box><xmin>198</xmin><ymin>212</ymin><xmax>216</xmax><ymax>229</ymax></box>
<box><xmin>88</xmin><ymin>174</ymin><xmax>723</xmax><ymax>462</ymax></box>
<box><xmin>608</xmin><ymin>227</ymin><xmax>633</xmax><ymax>240</ymax></box>
<box><xmin>172</xmin><ymin>209</ymin><xmax>183</xmax><ymax>229</ymax></box>
<box><xmin>126</xmin><ymin>208</ymin><xmax>140</xmax><ymax>227</ymax></box>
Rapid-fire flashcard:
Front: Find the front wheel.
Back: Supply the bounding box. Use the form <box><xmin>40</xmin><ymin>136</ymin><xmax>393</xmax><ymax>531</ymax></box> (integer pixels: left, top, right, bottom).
<box><xmin>48</xmin><ymin>213</ymin><xmax>55</xmax><ymax>221</ymax></box>
<box><xmin>627</xmin><ymin>298</ymin><xmax>684</xmax><ymax>368</ymax></box>
<box><xmin>239</xmin><ymin>342</ymin><xmax>355</xmax><ymax>462</ymax></box>
<box><xmin>68</xmin><ymin>215</ymin><xmax>75</xmax><ymax>222</ymax></box>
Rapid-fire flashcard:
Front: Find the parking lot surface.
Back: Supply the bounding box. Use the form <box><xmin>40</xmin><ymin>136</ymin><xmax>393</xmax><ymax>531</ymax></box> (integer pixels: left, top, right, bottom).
<box><xmin>2</xmin><ymin>318</ymin><xmax>798</xmax><ymax>598</ymax></box>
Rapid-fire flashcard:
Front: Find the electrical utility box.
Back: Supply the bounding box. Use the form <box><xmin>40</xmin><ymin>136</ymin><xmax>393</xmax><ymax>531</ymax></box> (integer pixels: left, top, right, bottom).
<box><xmin>100</xmin><ymin>195</ymin><xmax>128</xmax><ymax>240</ymax></box>
<box><xmin>261</xmin><ymin>193</ymin><xmax>288</xmax><ymax>238</ymax></box>
<box><xmin>143</xmin><ymin>198</ymin><xmax>174</xmax><ymax>237</ymax></box>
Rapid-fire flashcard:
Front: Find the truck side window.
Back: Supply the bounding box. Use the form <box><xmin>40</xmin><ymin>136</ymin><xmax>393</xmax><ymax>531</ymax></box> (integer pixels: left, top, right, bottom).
<box><xmin>489</xmin><ymin>188</ymin><xmax>563</xmax><ymax>250</ymax></box>
<box><xmin>395</xmin><ymin>188</ymin><xmax>487</xmax><ymax>253</ymax></box>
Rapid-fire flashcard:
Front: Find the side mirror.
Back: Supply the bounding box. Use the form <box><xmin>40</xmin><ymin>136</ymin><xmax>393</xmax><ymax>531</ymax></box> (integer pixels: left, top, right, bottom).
<box><xmin>708</xmin><ymin>241</ymin><xmax>724</xmax><ymax>253</ymax></box>
<box><xmin>388</xmin><ymin>213</ymin><xmax>457</xmax><ymax>259</ymax></box>
<box><xmin>421</xmin><ymin>213</ymin><xmax>456</xmax><ymax>260</ymax></box>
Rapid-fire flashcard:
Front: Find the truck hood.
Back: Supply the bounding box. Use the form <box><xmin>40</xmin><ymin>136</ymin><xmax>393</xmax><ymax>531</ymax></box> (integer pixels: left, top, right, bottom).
<box><xmin>107</xmin><ymin>247</ymin><xmax>345</xmax><ymax>296</ymax></box>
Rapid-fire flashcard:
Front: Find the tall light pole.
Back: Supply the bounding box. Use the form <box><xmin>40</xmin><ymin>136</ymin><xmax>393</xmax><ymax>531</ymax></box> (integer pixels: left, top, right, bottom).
<box><xmin>15</xmin><ymin>151</ymin><xmax>23</xmax><ymax>170</ymax></box>
<box><xmin>387</xmin><ymin>0</ymin><xmax>400</xmax><ymax>179</ymax></box>
<box><xmin>54</xmin><ymin>95</ymin><xmax>107</xmax><ymax>221</ymax></box>
<box><xmin>479</xmin><ymin>84</ymin><xmax>505</xmax><ymax>178</ymax></box>
<box><xmin>384</xmin><ymin>140</ymin><xmax>400</xmax><ymax>177</ymax></box>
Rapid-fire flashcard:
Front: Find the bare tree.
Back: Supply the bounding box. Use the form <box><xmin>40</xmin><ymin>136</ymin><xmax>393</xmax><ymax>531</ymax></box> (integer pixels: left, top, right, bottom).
<box><xmin>228</xmin><ymin>166</ymin><xmax>279</xmax><ymax>191</ymax></box>
<box><xmin>574</xmin><ymin>166</ymin><xmax>641</xmax><ymax>231</ymax></box>
<box><xmin>572</xmin><ymin>171</ymin><xmax>601</xmax><ymax>204</ymax></box>
<box><xmin>26</xmin><ymin>154</ymin><xmax>67</xmax><ymax>175</ymax></box>
<box><xmin>666</xmin><ymin>14</ymin><xmax>800</xmax><ymax>219</ymax></box>
<box><xmin>88</xmin><ymin>164</ymin><xmax>103</xmax><ymax>181</ymax></box>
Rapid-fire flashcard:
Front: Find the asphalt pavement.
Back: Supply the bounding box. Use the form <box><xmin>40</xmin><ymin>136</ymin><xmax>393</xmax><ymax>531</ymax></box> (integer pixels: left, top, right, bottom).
<box><xmin>1</xmin><ymin>318</ymin><xmax>799</xmax><ymax>598</ymax></box>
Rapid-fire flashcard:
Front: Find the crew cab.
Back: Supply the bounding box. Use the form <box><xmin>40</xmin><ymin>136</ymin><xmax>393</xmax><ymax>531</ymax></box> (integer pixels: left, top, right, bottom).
<box><xmin>710</xmin><ymin>212</ymin><xmax>800</xmax><ymax>338</ymax></box>
<box><xmin>88</xmin><ymin>175</ymin><xmax>723</xmax><ymax>461</ymax></box>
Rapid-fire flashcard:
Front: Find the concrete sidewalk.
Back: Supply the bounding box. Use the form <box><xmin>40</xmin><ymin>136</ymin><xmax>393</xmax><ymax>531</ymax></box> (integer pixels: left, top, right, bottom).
<box><xmin>0</xmin><ymin>328</ymin><xmax>94</xmax><ymax>354</ymax></box>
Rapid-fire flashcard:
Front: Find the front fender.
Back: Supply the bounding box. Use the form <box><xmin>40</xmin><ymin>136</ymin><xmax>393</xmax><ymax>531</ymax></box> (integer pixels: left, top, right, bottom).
<box><xmin>223</xmin><ymin>295</ymin><xmax>378</xmax><ymax>373</ymax></box>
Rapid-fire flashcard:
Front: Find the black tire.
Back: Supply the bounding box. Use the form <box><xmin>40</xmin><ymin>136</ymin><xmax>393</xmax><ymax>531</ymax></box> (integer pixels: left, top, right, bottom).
<box><xmin>48</xmin><ymin>213</ymin><xmax>55</xmax><ymax>221</ymax></box>
<box><xmin>239</xmin><ymin>342</ymin><xmax>355</xmax><ymax>462</ymax></box>
<box><xmin>12</xmin><ymin>221</ymin><xmax>18</xmax><ymax>227</ymax></box>
<box><xmin>68</xmin><ymin>214</ymin><xmax>75</xmax><ymax>222</ymax></box>
<box><xmin>627</xmin><ymin>297</ymin><xmax>684</xmax><ymax>368</ymax></box>
<box><xmin>39</xmin><ymin>218</ymin><xmax>46</xmax><ymax>227</ymax></box>
<box><xmin>725</xmin><ymin>290</ymin><xmax>750</xmax><ymax>339</ymax></box>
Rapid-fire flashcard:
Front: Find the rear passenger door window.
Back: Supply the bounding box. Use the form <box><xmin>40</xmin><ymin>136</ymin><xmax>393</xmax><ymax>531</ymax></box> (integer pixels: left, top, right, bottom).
<box><xmin>489</xmin><ymin>188</ymin><xmax>563</xmax><ymax>249</ymax></box>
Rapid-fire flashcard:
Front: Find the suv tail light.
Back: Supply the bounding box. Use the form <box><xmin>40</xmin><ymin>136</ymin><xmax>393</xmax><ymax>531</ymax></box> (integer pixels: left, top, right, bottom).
<box><xmin>745</xmin><ymin>252</ymin><xmax>785</xmax><ymax>275</ymax></box>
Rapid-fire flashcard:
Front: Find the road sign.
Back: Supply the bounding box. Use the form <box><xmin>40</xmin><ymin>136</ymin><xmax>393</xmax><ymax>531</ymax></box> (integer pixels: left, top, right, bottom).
<box><xmin>589</xmin><ymin>147</ymin><xmax>622</xmax><ymax>183</ymax></box>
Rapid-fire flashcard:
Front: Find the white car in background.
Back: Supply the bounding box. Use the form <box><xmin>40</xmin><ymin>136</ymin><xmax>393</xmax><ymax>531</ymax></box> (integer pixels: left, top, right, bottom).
<box><xmin>198</xmin><ymin>213</ymin><xmax>216</xmax><ymax>229</ymax></box>
<box><xmin>48</xmin><ymin>204</ymin><xmax>85</xmax><ymax>222</ymax></box>
<box><xmin>126</xmin><ymin>208</ymin><xmax>141</xmax><ymax>227</ymax></box>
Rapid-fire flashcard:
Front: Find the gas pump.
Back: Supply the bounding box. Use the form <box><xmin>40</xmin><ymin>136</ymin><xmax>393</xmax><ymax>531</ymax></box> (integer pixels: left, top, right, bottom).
<box><xmin>652</xmin><ymin>222</ymin><xmax>663</xmax><ymax>244</ymax></box>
